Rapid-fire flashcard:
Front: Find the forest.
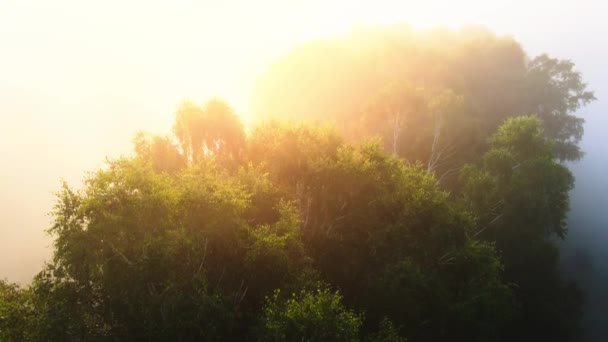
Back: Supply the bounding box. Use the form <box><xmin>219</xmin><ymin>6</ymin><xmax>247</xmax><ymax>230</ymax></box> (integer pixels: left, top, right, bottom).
<box><xmin>0</xmin><ymin>26</ymin><xmax>595</xmax><ymax>341</ymax></box>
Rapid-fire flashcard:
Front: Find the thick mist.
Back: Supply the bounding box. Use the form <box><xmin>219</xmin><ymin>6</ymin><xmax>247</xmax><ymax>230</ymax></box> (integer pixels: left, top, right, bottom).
<box><xmin>538</xmin><ymin>22</ymin><xmax>608</xmax><ymax>341</ymax></box>
<box><xmin>561</xmin><ymin>101</ymin><xmax>608</xmax><ymax>341</ymax></box>
<box><xmin>1</xmin><ymin>1</ymin><xmax>607</xmax><ymax>340</ymax></box>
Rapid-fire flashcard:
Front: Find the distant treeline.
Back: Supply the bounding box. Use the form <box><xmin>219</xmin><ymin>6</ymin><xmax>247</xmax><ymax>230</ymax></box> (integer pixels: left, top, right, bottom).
<box><xmin>0</xmin><ymin>26</ymin><xmax>594</xmax><ymax>341</ymax></box>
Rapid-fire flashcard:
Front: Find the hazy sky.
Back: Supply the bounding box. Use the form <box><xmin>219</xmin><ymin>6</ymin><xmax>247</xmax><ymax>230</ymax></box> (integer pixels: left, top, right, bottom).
<box><xmin>1</xmin><ymin>0</ymin><xmax>607</xmax><ymax>284</ymax></box>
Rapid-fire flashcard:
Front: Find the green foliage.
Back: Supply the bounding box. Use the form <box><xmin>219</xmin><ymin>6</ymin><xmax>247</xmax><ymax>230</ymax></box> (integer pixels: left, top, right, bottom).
<box><xmin>461</xmin><ymin>115</ymin><xmax>573</xmax><ymax>240</ymax></box>
<box><xmin>245</xmin><ymin>124</ymin><xmax>512</xmax><ymax>341</ymax></box>
<box><xmin>360</xmin><ymin>83</ymin><xmax>477</xmax><ymax>184</ymax></box>
<box><xmin>173</xmin><ymin>98</ymin><xmax>245</xmax><ymax>165</ymax></box>
<box><xmin>2</xmin><ymin>25</ymin><xmax>592</xmax><ymax>342</ymax></box>
<box><xmin>133</xmin><ymin>132</ymin><xmax>186</xmax><ymax>174</ymax></box>
<box><xmin>368</xmin><ymin>240</ymin><xmax>512</xmax><ymax>342</ymax></box>
<box><xmin>523</xmin><ymin>54</ymin><xmax>595</xmax><ymax>160</ymax></box>
<box><xmin>245</xmin><ymin>201</ymin><xmax>312</xmax><ymax>304</ymax></box>
<box><xmin>15</xmin><ymin>117</ymin><xmax>515</xmax><ymax>341</ymax></box>
<box><xmin>366</xmin><ymin>318</ymin><xmax>407</xmax><ymax>342</ymax></box>
<box><xmin>47</xmin><ymin>159</ymin><xmax>247</xmax><ymax>340</ymax></box>
<box><xmin>0</xmin><ymin>280</ymin><xmax>32</xmax><ymax>341</ymax></box>
<box><xmin>253</xmin><ymin>25</ymin><xmax>594</xmax><ymax>170</ymax></box>
<box><xmin>460</xmin><ymin>115</ymin><xmax>579</xmax><ymax>341</ymax></box>
<box><xmin>258</xmin><ymin>286</ymin><xmax>363</xmax><ymax>342</ymax></box>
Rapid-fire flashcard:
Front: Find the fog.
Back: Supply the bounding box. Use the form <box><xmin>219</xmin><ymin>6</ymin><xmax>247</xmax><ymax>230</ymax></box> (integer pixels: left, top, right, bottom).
<box><xmin>1</xmin><ymin>1</ymin><xmax>607</xmax><ymax>339</ymax></box>
<box><xmin>561</xmin><ymin>88</ymin><xmax>608</xmax><ymax>340</ymax></box>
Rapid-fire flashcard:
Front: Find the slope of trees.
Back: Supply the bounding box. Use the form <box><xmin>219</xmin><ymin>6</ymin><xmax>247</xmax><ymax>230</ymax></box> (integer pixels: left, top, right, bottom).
<box><xmin>0</xmin><ymin>25</ymin><xmax>594</xmax><ymax>341</ymax></box>
<box><xmin>253</xmin><ymin>25</ymin><xmax>594</xmax><ymax>164</ymax></box>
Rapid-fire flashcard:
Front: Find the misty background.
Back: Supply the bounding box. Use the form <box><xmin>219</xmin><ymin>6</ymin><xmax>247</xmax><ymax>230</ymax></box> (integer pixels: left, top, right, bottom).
<box><xmin>1</xmin><ymin>0</ymin><xmax>606</xmax><ymax>340</ymax></box>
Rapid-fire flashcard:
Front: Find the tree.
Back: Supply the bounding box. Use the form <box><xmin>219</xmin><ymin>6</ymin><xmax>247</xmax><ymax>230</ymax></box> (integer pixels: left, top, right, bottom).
<box><xmin>39</xmin><ymin>142</ymin><xmax>314</xmax><ymax>340</ymax></box>
<box><xmin>3</xmin><ymin>30</ymin><xmax>592</xmax><ymax>339</ymax></box>
<box><xmin>17</xmin><ymin>116</ymin><xmax>514</xmax><ymax>341</ymax></box>
<box><xmin>173</xmin><ymin>99</ymin><xmax>205</xmax><ymax>162</ymax></box>
<box><xmin>460</xmin><ymin>115</ymin><xmax>580</xmax><ymax>341</ymax></box>
<box><xmin>202</xmin><ymin>99</ymin><xmax>246</xmax><ymax>162</ymax></box>
<box><xmin>246</xmin><ymin>124</ymin><xmax>513</xmax><ymax>341</ymax></box>
<box><xmin>45</xmin><ymin>159</ymin><xmax>250</xmax><ymax>340</ymax></box>
<box><xmin>257</xmin><ymin>286</ymin><xmax>363</xmax><ymax>342</ymax></box>
<box><xmin>0</xmin><ymin>280</ymin><xmax>32</xmax><ymax>341</ymax></box>
<box><xmin>361</xmin><ymin>83</ymin><xmax>427</xmax><ymax>156</ymax></box>
<box><xmin>361</xmin><ymin>84</ymin><xmax>475</xmax><ymax>184</ymax></box>
<box><xmin>173</xmin><ymin>98</ymin><xmax>245</xmax><ymax>165</ymax></box>
<box><xmin>460</xmin><ymin>115</ymin><xmax>573</xmax><ymax>241</ymax></box>
<box><xmin>252</xmin><ymin>25</ymin><xmax>594</xmax><ymax>167</ymax></box>
<box><xmin>522</xmin><ymin>54</ymin><xmax>595</xmax><ymax>160</ymax></box>
<box><xmin>133</xmin><ymin>132</ymin><xmax>186</xmax><ymax>174</ymax></box>
<box><xmin>366</xmin><ymin>318</ymin><xmax>408</xmax><ymax>342</ymax></box>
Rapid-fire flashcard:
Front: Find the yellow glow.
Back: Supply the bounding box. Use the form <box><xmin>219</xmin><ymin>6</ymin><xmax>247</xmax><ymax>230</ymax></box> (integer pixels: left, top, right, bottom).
<box><xmin>0</xmin><ymin>0</ymin><xmax>533</xmax><ymax>130</ymax></box>
<box><xmin>0</xmin><ymin>0</ymin><xmax>600</xmax><ymax>283</ymax></box>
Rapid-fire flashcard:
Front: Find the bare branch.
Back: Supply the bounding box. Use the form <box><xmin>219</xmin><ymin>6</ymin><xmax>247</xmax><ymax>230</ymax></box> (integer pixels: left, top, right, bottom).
<box><xmin>474</xmin><ymin>213</ymin><xmax>504</xmax><ymax>238</ymax></box>
<box><xmin>106</xmin><ymin>240</ymin><xmax>133</xmax><ymax>267</ymax></box>
<box><xmin>436</xmin><ymin>165</ymin><xmax>463</xmax><ymax>185</ymax></box>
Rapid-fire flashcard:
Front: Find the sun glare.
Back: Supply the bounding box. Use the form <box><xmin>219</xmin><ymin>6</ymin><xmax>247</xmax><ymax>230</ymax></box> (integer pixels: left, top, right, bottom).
<box><xmin>0</xmin><ymin>0</ymin><xmax>595</xmax><ymax>285</ymax></box>
<box><xmin>1</xmin><ymin>0</ymin><xmax>606</xmax><ymax>340</ymax></box>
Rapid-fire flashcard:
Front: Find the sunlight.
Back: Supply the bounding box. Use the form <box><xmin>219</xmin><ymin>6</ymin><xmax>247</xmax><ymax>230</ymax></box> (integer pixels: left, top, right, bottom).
<box><xmin>0</xmin><ymin>1</ymin><xmax>605</xmax><ymax>340</ymax></box>
<box><xmin>0</xmin><ymin>0</ymin><xmax>515</xmax><ymax>128</ymax></box>
<box><xmin>0</xmin><ymin>0</ymin><xmax>599</xmax><ymax>285</ymax></box>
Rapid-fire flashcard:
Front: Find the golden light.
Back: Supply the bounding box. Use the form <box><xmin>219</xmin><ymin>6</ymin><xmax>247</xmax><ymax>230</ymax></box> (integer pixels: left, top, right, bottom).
<box><xmin>0</xmin><ymin>0</ymin><xmax>589</xmax><ymax>283</ymax></box>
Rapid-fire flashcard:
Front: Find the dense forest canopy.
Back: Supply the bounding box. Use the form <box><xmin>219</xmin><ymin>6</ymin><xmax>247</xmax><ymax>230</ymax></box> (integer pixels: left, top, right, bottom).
<box><xmin>254</xmin><ymin>25</ymin><xmax>594</xmax><ymax>163</ymax></box>
<box><xmin>0</xmin><ymin>26</ymin><xmax>594</xmax><ymax>341</ymax></box>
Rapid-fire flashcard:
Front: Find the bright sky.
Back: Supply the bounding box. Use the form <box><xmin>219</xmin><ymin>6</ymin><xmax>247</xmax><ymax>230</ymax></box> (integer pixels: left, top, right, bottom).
<box><xmin>1</xmin><ymin>0</ymin><xmax>607</xmax><ymax>283</ymax></box>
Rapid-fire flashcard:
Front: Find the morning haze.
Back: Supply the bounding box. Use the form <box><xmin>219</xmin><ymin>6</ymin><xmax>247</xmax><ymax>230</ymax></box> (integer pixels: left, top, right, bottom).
<box><xmin>1</xmin><ymin>1</ymin><xmax>607</xmax><ymax>341</ymax></box>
